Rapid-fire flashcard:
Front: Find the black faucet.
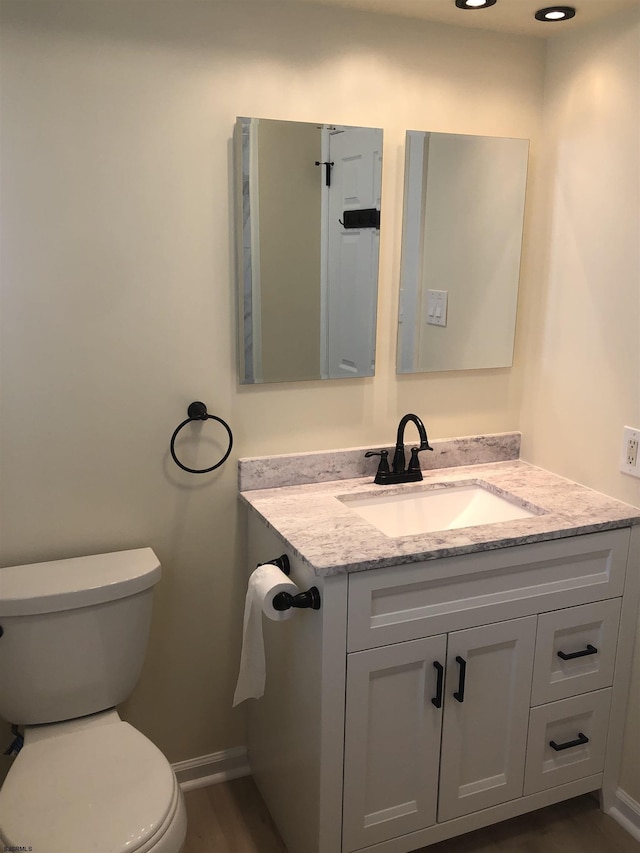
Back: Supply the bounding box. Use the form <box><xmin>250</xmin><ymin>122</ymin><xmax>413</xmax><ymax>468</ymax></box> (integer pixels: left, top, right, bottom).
<box><xmin>365</xmin><ymin>413</ymin><xmax>433</xmax><ymax>485</ymax></box>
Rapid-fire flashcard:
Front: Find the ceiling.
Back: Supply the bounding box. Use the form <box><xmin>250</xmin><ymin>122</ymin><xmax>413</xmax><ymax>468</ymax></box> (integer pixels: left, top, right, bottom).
<box><xmin>265</xmin><ymin>0</ymin><xmax>640</xmax><ymax>37</ymax></box>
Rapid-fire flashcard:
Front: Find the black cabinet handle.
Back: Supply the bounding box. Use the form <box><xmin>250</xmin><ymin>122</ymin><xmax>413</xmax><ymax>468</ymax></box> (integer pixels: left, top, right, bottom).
<box><xmin>550</xmin><ymin>732</ymin><xmax>590</xmax><ymax>751</ymax></box>
<box><xmin>557</xmin><ymin>644</ymin><xmax>598</xmax><ymax>661</ymax></box>
<box><xmin>453</xmin><ymin>656</ymin><xmax>466</xmax><ymax>703</ymax></box>
<box><xmin>432</xmin><ymin>661</ymin><xmax>444</xmax><ymax>708</ymax></box>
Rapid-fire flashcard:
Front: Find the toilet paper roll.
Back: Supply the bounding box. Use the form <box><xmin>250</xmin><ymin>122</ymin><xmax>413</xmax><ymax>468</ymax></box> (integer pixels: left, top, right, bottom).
<box><xmin>233</xmin><ymin>563</ymin><xmax>299</xmax><ymax>706</ymax></box>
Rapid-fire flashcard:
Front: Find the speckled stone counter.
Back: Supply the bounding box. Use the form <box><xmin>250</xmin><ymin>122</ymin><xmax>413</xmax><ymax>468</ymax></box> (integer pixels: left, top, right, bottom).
<box><xmin>239</xmin><ymin>451</ymin><xmax>640</xmax><ymax>576</ymax></box>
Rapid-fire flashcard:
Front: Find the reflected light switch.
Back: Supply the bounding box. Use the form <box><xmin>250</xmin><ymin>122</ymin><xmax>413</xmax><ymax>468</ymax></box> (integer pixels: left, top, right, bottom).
<box><xmin>426</xmin><ymin>290</ymin><xmax>448</xmax><ymax>327</ymax></box>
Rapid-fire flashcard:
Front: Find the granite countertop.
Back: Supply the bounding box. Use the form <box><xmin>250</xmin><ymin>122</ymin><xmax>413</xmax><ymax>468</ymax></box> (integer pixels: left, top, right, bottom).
<box><xmin>240</xmin><ymin>458</ymin><xmax>640</xmax><ymax>576</ymax></box>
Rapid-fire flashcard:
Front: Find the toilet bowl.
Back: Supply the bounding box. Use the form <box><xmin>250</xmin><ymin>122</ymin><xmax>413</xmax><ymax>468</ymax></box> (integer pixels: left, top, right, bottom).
<box><xmin>0</xmin><ymin>549</ymin><xmax>187</xmax><ymax>853</ymax></box>
<box><xmin>0</xmin><ymin>711</ymin><xmax>187</xmax><ymax>853</ymax></box>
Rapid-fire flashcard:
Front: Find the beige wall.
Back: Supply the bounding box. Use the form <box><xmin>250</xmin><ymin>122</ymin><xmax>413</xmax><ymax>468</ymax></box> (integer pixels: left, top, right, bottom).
<box><xmin>0</xmin><ymin>1</ymin><xmax>544</xmax><ymax>776</ymax></box>
<box><xmin>519</xmin><ymin>8</ymin><xmax>640</xmax><ymax>801</ymax></box>
<box><xmin>5</xmin><ymin>0</ymin><xmax>639</xmax><ymax>809</ymax></box>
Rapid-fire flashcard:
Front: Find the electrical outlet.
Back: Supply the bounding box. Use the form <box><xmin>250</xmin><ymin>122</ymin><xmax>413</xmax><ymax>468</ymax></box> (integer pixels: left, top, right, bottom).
<box><xmin>621</xmin><ymin>426</ymin><xmax>640</xmax><ymax>477</ymax></box>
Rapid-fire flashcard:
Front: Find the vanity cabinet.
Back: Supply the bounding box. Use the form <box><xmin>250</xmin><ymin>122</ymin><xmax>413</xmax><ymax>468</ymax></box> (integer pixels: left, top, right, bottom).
<box><xmin>342</xmin><ymin>601</ymin><xmax>622</xmax><ymax>852</ymax></box>
<box><xmin>245</xmin><ymin>516</ymin><xmax>640</xmax><ymax>853</ymax></box>
<box><xmin>343</xmin><ymin>617</ymin><xmax>536</xmax><ymax>850</ymax></box>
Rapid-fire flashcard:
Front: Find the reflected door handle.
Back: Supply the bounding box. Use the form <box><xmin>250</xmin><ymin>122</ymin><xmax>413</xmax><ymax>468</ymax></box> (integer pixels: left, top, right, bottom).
<box><xmin>315</xmin><ymin>160</ymin><xmax>334</xmax><ymax>186</ymax></box>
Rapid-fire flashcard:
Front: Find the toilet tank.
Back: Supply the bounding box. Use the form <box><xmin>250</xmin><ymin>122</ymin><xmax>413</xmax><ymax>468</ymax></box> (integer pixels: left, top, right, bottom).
<box><xmin>0</xmin><ymin>549</ymin><xmax>161</xmax><ymax>725</ymax></box>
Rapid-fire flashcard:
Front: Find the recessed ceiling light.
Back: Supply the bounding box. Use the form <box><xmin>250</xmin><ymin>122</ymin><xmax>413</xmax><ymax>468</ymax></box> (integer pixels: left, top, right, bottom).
<box><xmin>535</xmin><ymin>6</ymin><xmax>576</xmax><ymax>22</ymax></box>
<box><xmin>455</xmin><ymin>0</ymin><xmax>497</xmax><ymax>9</ymax></box>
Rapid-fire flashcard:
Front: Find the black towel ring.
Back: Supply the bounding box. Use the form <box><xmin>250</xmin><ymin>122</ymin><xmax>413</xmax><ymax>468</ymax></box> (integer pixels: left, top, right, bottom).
<box><xmin>170</xmin><ymin>401</ymin><xmax>233</xmax><ymax>474</ymax></box>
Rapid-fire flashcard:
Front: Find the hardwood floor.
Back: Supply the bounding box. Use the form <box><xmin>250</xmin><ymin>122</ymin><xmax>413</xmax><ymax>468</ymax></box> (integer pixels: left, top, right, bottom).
<box><xmin>183</xmin><ymin>778</ymin><xmax>640</xmax><ymax>853</ymax></box>
<box><xmin>183</xmin><ymin>776</ymin><xmax>287</xmax><ymax>853</ymax></box>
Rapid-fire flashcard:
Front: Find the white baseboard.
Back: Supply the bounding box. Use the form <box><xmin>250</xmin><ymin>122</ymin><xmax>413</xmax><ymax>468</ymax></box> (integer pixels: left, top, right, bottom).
<box><xmin>609</xmin><ymin>788</ymin><xmax>640</xmax><ymax>842</ymax></box>
<box><xmin>172</xmin><ymin>746</ymin><xmax>250</xmax><ymax>792</ymax></box>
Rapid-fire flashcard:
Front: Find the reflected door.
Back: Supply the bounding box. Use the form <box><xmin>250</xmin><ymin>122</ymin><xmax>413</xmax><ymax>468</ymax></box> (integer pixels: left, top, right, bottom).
<box><xmin>325</xmin><ymin>127</ymin><xmax>382</xmax><ymax>379</ymax></box>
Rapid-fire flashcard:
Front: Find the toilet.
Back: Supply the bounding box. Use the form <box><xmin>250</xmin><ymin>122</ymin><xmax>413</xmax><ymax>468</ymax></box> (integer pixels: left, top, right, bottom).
<box><xmin>0</xmin><ymin>548</ymin><xmax>187</xmax><ymax>853</ymax></box>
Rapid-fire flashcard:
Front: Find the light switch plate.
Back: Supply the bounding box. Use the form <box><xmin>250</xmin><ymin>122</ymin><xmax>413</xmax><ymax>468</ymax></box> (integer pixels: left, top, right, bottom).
<box><xmin>426</xmin><ymin>289</ymin><xmax>448</xmax><ymax>327</ymax></box>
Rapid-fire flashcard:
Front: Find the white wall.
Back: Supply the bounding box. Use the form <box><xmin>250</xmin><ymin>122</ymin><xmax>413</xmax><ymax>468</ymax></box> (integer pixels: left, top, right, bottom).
<box><xmin>0</xmin><ymin>1</ymin><xmax>545</xmax><ymax>776</ymax></box>
<box><xmin>519</xmin><ymin>8</ymin><xmax>640</xmax><ymax>799</ymax></box>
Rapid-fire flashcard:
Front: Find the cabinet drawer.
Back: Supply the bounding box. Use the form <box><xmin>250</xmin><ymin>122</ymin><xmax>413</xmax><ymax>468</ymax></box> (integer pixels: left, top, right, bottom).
<box><xmin>347</xmin><ymin>530</ymin><xmax>629</xmax><ymax>652</ymax></box>
<box><xmin>531</xmin><ymin>599</ymin><xmax>621</xmax><ymax>705</ymax></box>
<box><xmin>524</xmin><ymin>689</ymin><xmax>612</xmax><ymax>795</ymax></box>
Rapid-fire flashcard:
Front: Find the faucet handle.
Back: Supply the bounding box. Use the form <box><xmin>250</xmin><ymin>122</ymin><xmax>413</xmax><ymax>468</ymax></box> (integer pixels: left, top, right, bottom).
<box><xmin>365</xmin><ymin>449</ymin><xmax>390</xmax><ymax>475</ymax></box>
<box><xmin>408</xmin><ymin>443</ymin><xmax>433</xmax><ymax>474</ymax></box>
<box><xmin>407</xmin><ymin>447</ymin><xmax>421</xmax><ymax>473</ymax></box>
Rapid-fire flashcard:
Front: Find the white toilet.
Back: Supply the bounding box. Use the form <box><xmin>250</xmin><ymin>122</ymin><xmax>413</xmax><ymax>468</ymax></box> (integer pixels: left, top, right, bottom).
<box><xmin>0</xmin><ymin>548</ymin><xmax>187</xmax><ymax>853</ymax></box>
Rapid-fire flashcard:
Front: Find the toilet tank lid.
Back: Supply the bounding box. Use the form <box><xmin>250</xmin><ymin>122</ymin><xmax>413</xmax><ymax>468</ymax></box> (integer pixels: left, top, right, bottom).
<box><xmin>0</xmin><ymin>548</ymin><xmax>161</xmax><ymax>617</ymax></box>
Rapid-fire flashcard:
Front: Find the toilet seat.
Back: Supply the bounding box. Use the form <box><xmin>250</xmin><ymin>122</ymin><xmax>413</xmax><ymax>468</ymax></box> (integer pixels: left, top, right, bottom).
<box><xmin>0</xmin><ymin>718</ymin><xmax>186</xmax><ymax>853</ymax></box>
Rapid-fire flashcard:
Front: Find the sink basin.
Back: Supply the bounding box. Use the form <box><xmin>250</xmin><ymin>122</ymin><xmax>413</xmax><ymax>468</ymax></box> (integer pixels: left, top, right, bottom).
<box><xmin>339</xmin><ymin>481</ymin><xmax>539</xmax><ymax>537</ymax></box>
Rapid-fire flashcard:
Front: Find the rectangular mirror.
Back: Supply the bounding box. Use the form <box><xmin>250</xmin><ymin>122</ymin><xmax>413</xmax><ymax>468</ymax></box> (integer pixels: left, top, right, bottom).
<box><xmin>235</xmin><ymin>117</ymin><xmax>383</xmax><ymax>384</ymax></box>
<box><xmin>397</xmin><ymin>130</ymin><xmax>529</xmax><ymax>374</ymax></box>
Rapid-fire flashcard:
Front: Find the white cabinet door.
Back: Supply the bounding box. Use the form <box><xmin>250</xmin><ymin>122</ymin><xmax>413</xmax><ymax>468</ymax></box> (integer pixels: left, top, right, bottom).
<box><xmin>438</xmin><ymin>616</ymin><xmax>536</xmax><ymax>822</ymax></box>
<box><xmin>342</xmin><ymin>635</ymin><xmax>446</xmax><ymax>852</ymax></box>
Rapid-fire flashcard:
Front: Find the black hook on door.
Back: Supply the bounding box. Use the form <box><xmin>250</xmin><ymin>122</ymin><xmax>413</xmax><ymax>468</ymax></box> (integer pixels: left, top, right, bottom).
<box><xmin>315</xmin><ymin>160</ymin><xmax>334</xmax><ymax>187</ymax></box>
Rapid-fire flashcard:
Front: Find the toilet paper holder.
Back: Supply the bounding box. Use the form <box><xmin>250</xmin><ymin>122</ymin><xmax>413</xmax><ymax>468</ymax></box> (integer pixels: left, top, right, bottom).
<box><xmin>261</xmin><ymin>554</ymin><xmax>321</xmax><ymax>612</ymax></box>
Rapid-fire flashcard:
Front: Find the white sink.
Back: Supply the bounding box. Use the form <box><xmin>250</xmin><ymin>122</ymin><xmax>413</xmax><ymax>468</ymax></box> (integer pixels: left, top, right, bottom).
<box><xmin>339</xmin><ymin>481</ymin><xmax>539</xmax><ymax>538</ymax></box>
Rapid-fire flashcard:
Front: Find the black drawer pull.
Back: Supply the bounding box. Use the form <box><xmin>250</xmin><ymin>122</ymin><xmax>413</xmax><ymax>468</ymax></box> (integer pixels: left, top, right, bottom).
<box><xmin>453</xmin><ymin>656</ymin><xmax>466</xmax><ymax>703</ymax></box>
<box><xmin>557</xmin><ymin>644</ymin><xmax>598</xmax><ymax>661</ymax></box>
<box><xmin>550</xmin><ymin>732</ymin><xmax>589</xmax><ymax>751</ymax></box>
<box><xmin>432</xmin><ymin>661</ymin><xmax>444</xmax><ymax>709</ymax></box>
